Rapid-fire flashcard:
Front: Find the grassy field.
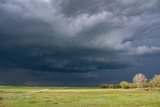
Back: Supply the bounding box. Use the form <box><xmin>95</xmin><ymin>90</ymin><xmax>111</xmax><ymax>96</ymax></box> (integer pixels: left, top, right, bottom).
<box><xmin>0</xmin><ymin>86</ymin><xmax>160</xmax><ymax>107</ymax></box>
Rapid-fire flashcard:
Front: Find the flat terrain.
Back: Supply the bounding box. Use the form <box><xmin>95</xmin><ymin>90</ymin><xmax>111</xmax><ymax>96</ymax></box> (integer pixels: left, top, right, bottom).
<box><xmin>0</xmin><ymin>86</ymin><xmax>160</xmax><ymax>107</ymax></box>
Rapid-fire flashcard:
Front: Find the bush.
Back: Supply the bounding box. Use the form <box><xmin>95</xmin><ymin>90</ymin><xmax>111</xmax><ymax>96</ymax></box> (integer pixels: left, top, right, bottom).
<box><xmin>108</xmin><ymin>84</ymin><xmax>115</xmax><ymax>88</ymax></box>
<box><xmin>100</xmin><ymin>84</ymin><xmax>109</xmax><ymax>88</ymax></box>
<box><xmin>143</xmin><ymin>83</ymin><xmax>149</xmax><ymax>88</ymax></box>
<box><xmin>113</xmin><ymin>84</ymin><xmax>121</xmax><ymax>89</ymax></box>
<box><xmin>100</xmin><ymin>84</ymin><xmax>121</xmax><ymax>89</ymax></box>
<box><xmin>120</xmin><ymin>81</ymin><xmax>130</xmax><ymax>89</ymax></box>
<box><xmin>128</xmin><ymin>83</ymin><xmax>137</xmax><ymax>88</ymax></box>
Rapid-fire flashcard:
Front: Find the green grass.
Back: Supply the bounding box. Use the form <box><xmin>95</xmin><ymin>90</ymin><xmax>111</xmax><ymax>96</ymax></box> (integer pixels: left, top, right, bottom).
<box><xmin>0</xmin><ymin>86</ymin><xmax>160</xmax><ymax>107</ymax></box>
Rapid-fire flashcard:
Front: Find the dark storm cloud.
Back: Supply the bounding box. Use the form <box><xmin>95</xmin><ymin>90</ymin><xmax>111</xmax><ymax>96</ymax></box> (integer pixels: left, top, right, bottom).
<box><xmin>0</xmin><ymin>0</ymin><xmax>160</xmax><ymax>73</ymax></box>
<box><xmin>0</xmin><ymin>45</ymin><xmax>130</xmax><ymax>72</ymax></box>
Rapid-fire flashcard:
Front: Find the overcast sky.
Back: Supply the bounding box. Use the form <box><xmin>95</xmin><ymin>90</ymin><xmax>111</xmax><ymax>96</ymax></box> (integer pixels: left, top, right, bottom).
<box><xmin>0</xmin><ymin>0</ymin><xmax>160</xmax><ymax>86</ymax></box>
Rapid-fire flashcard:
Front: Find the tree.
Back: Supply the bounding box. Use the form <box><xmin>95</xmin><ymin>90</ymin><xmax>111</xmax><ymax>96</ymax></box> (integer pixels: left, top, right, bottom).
<box><xmin>120</xmin><ymin>81</ymin><xmax>130</xmax><ymax>89</ymax></box>
<box><xmin>149</xmin><ymin>75</ymin><xmax>160</xmax><ymax>88</ymax></box>
<box><xmin>133</xmin><ymin>73</ymin><xmax>148</xmax><ymax>88</ymax></box>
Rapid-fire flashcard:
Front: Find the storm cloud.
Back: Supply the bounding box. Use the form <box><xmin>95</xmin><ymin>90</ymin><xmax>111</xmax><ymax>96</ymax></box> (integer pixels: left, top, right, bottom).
<box><xmin>0</xmin><ymin>0</ymin><xmax>160</xmax><ymax>76</ymax></box>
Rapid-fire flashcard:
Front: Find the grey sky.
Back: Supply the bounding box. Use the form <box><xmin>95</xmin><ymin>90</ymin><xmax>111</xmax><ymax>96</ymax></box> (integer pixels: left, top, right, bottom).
<box><xmin>0</xmin><ymin>0</ymin><xmax>160</xmax><ymax>86</ymax></box>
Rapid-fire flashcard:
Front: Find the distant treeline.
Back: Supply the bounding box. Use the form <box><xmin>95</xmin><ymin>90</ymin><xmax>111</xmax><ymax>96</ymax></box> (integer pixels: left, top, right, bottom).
<box><xmin>100</xmin><ymin>74</ymin><xmax>160</xmax><ymax>89</ymax></box>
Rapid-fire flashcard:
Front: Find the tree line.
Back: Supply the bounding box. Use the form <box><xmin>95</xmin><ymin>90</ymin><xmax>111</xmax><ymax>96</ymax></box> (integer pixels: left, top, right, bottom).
<box><xmin>100</xmin><ymin>74</ymin><xmax>160</xmax><ymax>89</ymax></box>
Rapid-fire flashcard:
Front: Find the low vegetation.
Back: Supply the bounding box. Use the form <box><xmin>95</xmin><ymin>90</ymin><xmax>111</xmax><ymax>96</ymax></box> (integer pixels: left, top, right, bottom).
<box><xmin>0</xmin><ymin>86</ymin><xmax>160</xmax><ymax>107</ymax></box>
<box><xmin>0</xmin><ymin>73</ymin><xmax>160</xmax><ymax>107</ymax></box>
<box><xmin>100</xmin><ymin>74</ymin><xmax>160</xmax><ymax>89</ymax></box>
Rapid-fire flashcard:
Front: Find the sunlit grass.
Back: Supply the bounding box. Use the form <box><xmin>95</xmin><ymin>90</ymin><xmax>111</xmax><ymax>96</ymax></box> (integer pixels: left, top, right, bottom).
<box><xmin>0</xmin><ymin>86</ymin><xmax>160</xmax><ymax>107</ymax></box>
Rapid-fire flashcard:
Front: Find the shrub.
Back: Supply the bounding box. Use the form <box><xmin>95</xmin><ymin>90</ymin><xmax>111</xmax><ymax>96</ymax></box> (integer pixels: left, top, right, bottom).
<box><xmin>100</xmin><ymin>84</ymin><xmax>121</xmax><ymax>89</ymax></box>
<box><xmin>129</xmin><ymin>83</ymin><xmax>137</xmax><ymax>88</ymax></box>
<box><xmin>120</xmin><ymin>81</ymin><xmax>130</xmax><ymax>89</ymax></box>
<box><xmin>113</xmin><ymin>84</ymin><xmax>121</xmax><ymax>89</ymax></box>
<box><xmin>108</xmin><ymin>84</ymin><xmax>115</xmax><ymax>88</ymax></box>
<box><xmin>100</xmin><ymin>84</ymin><xmax>108</xmax><ymax>88</ymax></box>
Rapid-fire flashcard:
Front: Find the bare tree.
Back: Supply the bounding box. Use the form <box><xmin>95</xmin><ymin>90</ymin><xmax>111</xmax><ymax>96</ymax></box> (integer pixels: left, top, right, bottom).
<box><xmin>133</xmin><ymin>73</ymin><xmax>148</xmax><ymax>88</ymax></box>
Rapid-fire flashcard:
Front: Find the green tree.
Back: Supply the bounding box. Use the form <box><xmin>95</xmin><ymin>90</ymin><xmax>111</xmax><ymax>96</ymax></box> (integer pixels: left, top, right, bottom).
<box><xmin>149</xmin><ymin>75</ymin><xmax>160</xmax><ymax>88</ymax></box>
<box><xmin>133</xmin><ymin>73</ymin><xmax>148</xmax><ymax>88</ymax></box>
